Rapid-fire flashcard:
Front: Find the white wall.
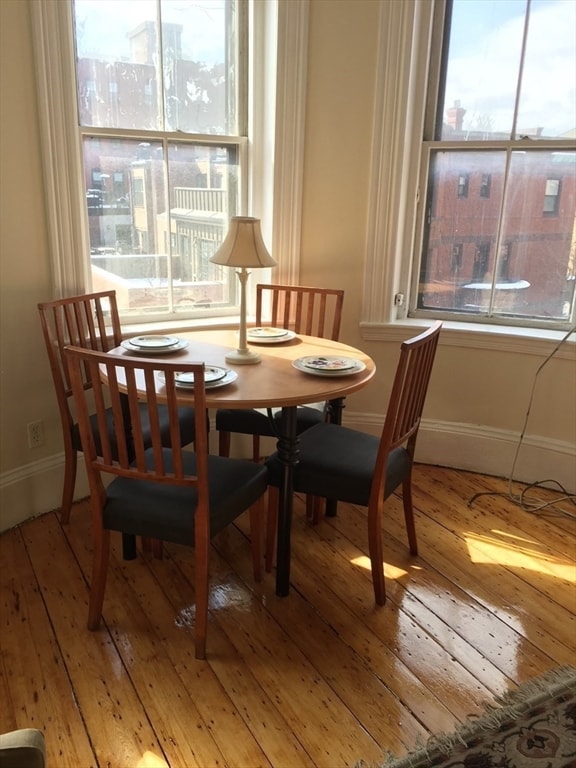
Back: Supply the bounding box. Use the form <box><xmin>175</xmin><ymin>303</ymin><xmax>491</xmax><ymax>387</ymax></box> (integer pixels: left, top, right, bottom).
<box><xmin>1</xmin><ymin>0</ymin><xmax>574</xmax><ymax>533</ymax></box>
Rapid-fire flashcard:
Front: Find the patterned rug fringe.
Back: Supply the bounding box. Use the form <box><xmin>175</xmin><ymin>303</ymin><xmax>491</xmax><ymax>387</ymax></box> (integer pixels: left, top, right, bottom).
<box><xmin>356</xmin><ymin>665</ymin><xmax>576</xmax><ymax>768</ymax></box>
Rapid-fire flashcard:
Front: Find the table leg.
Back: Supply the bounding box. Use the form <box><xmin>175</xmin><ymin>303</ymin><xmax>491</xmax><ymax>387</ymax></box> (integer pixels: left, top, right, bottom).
<box><xmin>325</xmin><ymin>397</ymin><xmax>345</xmax><ymax>518</ymax></box>
<box><xmin>275</xmin><ymin>405</ymin><xmax>299</xmax><ymax>597</ymax></box>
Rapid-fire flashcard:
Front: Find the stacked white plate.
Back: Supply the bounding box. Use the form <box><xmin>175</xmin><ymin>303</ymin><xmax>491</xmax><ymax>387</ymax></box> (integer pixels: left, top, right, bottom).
<box><xmin>247</xmin><ymin>327</ymin><xmax>296</xmax><ymax>344</ymax></box>
<box><xmin>121</xmin><ymin>335</ymin><xmax>189</xmax><ymax>354</ymax></box>
<box><xmin>158</xmin><ymin>367</ymin><xmax>238</xmax><ymax>390</ymax></box>
<box><xmin>292</xmin><ymin>355</ymin><xmax>366</xmax><ymax>377</ymax></box>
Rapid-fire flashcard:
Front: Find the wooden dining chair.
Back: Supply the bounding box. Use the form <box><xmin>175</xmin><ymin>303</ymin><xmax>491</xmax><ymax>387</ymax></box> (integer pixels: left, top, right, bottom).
<box><xmin>265</xmin><ymin>321</ymin><xmax>443</xmax><ymax>602</ymax></box>
<box><xmin>64</xmin><ymin>346</ymin><xmax>268</xmax><ymax>660</ymax></box>
<box><xmin>38</xmin><ymin>290</ymin><xmax>198</xmax><ymax>524</ymax></box>
<box><xmin>216</xmin><ymin>284</ymin><xmax>345</xmax><ymax>462</ymax></box>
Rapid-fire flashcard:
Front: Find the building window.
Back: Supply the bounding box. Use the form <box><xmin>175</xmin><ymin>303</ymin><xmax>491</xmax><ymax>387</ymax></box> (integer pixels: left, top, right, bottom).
<box><xmin>543</xmin><ymin>178</ymin><xmax>561</xmax><ymax>215</ymax></box>
<box><xmin>497</xmin><ymin>242</ymin><xmax>511</xmax><ymax>281</ymax></box>
<box><xmin>472</xmin><ymin>243</ymin><xmax>490</xmax><ymax>282</ymax></box>
<box><xmin>451</xmin><ymin>243</ymin><xmax>463</xmax><ymax>270</ymax></box>
<box><xmin>415</xmin><ymin>0</ymin><xmax>575</xmax><ymax>327</ymax></box>
<box><xmin>480</xmin><ymin>174</ymin><xmax>491</xmax><ymax>198</ymax></box>
<box><xmin>457</xmin><ymin>173</ymin><xmax>469</xmax><ymax>198</ymax></box>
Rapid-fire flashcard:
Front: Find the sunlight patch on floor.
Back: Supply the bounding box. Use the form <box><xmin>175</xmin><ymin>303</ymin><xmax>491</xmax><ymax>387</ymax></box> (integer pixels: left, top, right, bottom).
<box><xmin>351</xmin><ymin>555</ymin><xmax>408</xmax><ymax>580</ymax></box>
<box><xmin>136</xmin><ymin>751</ymin><xmax>169</xmax><ymax>767</ymax></box>
<box><xmin>464</xmin><ymin>531</ymin><xmax>576</xmax><ymax>581</ymax></box>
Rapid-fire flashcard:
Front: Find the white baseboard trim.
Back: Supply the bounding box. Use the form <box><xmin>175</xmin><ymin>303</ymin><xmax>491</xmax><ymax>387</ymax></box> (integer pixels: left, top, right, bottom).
<box><xmin>0</xmin><ymin>452</ymin><xmax>89</xmax><ymax>533</ymax></box>
<box><xmin>1</xmin><ymin>417</ymin><xmax>574</xmax><ymax>533</ymax></box>
<box><xmin>347</xmin><ymin>412</ymin><xmax>576</xmax><ymax>494</ymax></box>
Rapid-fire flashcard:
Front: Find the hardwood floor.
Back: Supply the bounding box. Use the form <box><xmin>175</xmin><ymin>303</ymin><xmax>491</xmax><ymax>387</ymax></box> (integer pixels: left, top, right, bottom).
<box><xmin>1</xmin><ymin>465</ymin><xmax>574</xmax><ymax>768</ymax></box>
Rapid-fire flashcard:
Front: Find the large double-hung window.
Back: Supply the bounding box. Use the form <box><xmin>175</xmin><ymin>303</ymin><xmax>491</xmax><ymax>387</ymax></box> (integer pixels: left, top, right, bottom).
<box><xmin>364</xmin><ymin>0</ymin><xmax>575</xmax><ymax>337</ymax></box>
<box><xmin>32</xmin><ymin>0</ymin><xmax>306</xmax><ymax>324</ymax></box>
<box><xmin>415</xmin><ymin>0</ymin><xmax>575</xmax><ymax>329</ymax></box>
<box><xmin>75</xmin><ymin>0</ymin><xmax>245</xmax><ymax>320</ymax></box>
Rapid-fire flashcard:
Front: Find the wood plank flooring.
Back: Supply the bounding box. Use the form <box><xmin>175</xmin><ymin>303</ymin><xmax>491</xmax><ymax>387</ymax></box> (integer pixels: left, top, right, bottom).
<box><xmin>1</xmin><ymin>465</ymin><xmax>574</xmax><ymax>768</ymax></box>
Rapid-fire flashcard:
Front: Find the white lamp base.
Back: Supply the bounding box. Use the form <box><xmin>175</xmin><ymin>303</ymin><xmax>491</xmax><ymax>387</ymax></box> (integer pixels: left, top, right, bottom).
<box><xmin>225</xmin><ymin>348</ymin><xmax>262</xmax><ymax>365</ymax></box>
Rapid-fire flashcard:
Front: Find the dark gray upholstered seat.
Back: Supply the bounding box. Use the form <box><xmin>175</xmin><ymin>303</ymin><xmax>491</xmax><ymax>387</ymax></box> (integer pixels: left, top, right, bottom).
<box><xmin>265</xmin><ymin>321</ymin><xmax>442</xmax><ymax>605</ymax></box>
<box><xmin>266</xmin><ymin>425</ymin><xmax>412</xmax><ymax>505</ymax></box>
<box><xmin>105</xmin><ymin>448</ymin><xmax>268</xmax><ymax>547</ymax></box>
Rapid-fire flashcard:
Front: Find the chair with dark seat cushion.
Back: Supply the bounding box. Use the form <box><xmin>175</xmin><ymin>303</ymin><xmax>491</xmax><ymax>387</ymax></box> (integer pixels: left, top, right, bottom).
<box><xmin>216</xmin><ymin>283</ymin><xmax>345</xmax><ymax>461</ymax></box>
<box><xmin>64</xmin><ymin>345</ymin><xmax>268</xmax><ymax>659</ymax></box>
<box><xmin>38</xmin><ymin>290</ymin><xmax>198</xmax><ymax>524</ymax></box>
<box><xmin>265</xmin><ymin>321</ymin><xmax>442</xmax><ymax>602</ymax></box>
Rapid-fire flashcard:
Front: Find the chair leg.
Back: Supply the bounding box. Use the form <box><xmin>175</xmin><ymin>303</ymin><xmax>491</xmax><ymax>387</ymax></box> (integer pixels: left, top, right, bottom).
<box><xmin>252</xmin><ymin>435</ymin><xmax>261</xmax><ymax>462</ymax></box>
<box><xmin>219</xmin><ymin>430</ymin><xmax>231</xmax><ymax>457</ymax></box>
<box><xmin>60</xmin><ymin>446</ymin><xmax>78</xmax><ymax>524</ymax></box>
<box><xmin>194</xmin><ymin>537</ymin><xmax>210</xmax><ymax>660</ymax></box>
<box><xmin>88</xmin><ymin>529</ymin><xmax>111</xmax><ymax>630</ymax></box>
<box><xmin>122</xmin><ymin>534</ymin><xmax>137</xmax><ymax>560</ymax></box>
<box><xmin>249</xmin><ymin>496</ymin><xmax>264</xmax><ymax>582</ymax></box>
<box><xmin>367</xmin><ymin>502</ymin><xmax>386</xmax><ymax>606</ymax></box>
<box><xmin>305</xmin><ymin>495</ymin><xmax>323</xmax><ymax>524</ymax></box>
<box><xmin>265</xmin><ymin>486</ymin><xmax>279</xmax><ymax>572</ymax></box>
<box><xmin>402</xmin><ymin>475</ymin><xmax>418</xmax><ymax>556</ymax></box>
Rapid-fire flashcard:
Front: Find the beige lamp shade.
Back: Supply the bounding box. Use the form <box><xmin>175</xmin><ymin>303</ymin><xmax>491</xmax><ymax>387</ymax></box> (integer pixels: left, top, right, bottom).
<box><xmin>210</xmin><ymin>217</ymin><xmax>277</xmax><ymax>268</ymax></box>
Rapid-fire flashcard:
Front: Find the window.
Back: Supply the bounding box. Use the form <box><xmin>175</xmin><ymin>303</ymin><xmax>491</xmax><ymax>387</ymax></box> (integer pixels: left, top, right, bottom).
<box><xmin>480</xmin><ymin>174</ymin><xmax>491</xmax><ymax>198</ymax></box>
<box><xmin>31</xmin><ymin>1</ymin><xmax>308</xmax><ymax>321</ymax></box>
<box><xmin>74</xmin><ymin>0</ymin><xmax>244</xmax><ymax>320</ymax></box>
<box><xmin>415</xmin><ymin>0</ymin><xmax>576</xmax><ymax>326</ymax></box>
<box><xmin>543</xmin><ymin>178</ymin><xmax>561</xmax><ymax>214</ymax></box>
<box><xmin>457</xmin><ymin>173</ymin><xmax>469</xmax><ymax>198</ymax></box>
<box><xmin>451</xmin><ymin>243</ymin><xmax>463</xmax><ymax>270</ymax></box>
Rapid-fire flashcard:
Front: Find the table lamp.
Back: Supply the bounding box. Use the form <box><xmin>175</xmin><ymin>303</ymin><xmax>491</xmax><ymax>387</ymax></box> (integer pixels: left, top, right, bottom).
<box><xmin>210</xmin><ymin>216</ymin><xmax>277</xmax><ymax>364</ymax></box>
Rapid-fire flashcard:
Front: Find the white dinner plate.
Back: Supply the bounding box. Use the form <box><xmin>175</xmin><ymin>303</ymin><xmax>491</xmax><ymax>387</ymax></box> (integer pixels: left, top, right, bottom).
<box><xmin>292</xmin><ymin>356</ymin><xmax>366</xmax><ymax>377</ymax></box>
<box><xmin>158</xmin><ymin>368</ymin><xmax>238</xmax><ymax>390</ymax></box>
<box><xmin>121</xmin><ymin>338</ymin><xmax>189</xmax><ymax>355</ymax></box>
<box><xmin>128</xmin><ymin>334</ymin><xmax>180</xmax><ymax>349</ymax></box>
<box><xmin>247</xmin><ymin>328</ymin><xmax>296</xmax><ymax>344</ymax></box>
<box><xmin>175</xmin><ymin>366</ymin><xmax>227</xmax><ymax>385</ymax></box>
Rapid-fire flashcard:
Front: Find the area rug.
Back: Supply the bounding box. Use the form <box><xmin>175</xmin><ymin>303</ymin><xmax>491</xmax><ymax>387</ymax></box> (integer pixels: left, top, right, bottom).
<box><xmin>358</xmin><ymin>665</ymin><xmax>576</xmax><ymax>768</ymax></box>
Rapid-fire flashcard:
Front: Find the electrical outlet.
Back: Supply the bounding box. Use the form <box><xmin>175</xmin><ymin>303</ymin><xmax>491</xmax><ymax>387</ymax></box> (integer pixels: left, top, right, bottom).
<box><xmin>27</xmin><ymin>420</ymin><xmax>44</xmax><ymax>449</ymax></box>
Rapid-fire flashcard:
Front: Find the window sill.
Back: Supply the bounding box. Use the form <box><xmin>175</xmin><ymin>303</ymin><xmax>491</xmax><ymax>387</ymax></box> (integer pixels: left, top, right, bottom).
<box><xmin>121</xmin><ymin>314</ymin><xmax>242</xmax><ymax>339</ymax></box>
<box><xmin>360</xmin><ymin>319</ymin><xmax>576</xmax><ymax>360</ymax></box>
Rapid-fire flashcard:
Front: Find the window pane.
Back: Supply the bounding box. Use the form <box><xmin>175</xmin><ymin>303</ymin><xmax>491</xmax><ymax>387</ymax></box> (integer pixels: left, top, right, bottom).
<box><xmin>161</xmin><ymin>0</ymin><xmax>236</xmax><ymax>134</ymax></box>
<box><xmin>517</xmin><ymin>0</ymin><xmax>576</xmax><ymax>138</ymax></box>
<box><xmin>495</xmin><ymin>150</ymin><xmax>576</xmax><ymax>319</ymax></box>
<box><xmin>419</xmin><ymin>151</ymin><xmax>507</xmax><ymax>313</ymax></box>
<box><xmin>85</xmin><ymin>138</ymin><xmax>239</xmax><ymax>316</ymax></box>
<box><xmin>74</xmin><ymin>0</ymin><xmax>236</xmax><ymax>134</ymax></box>
<box><xmin>440</xmin><ymin>0</ymin><xmax>526</xmax><ymax>140</ymax></box>
<box><xmin>419</xmin><ymin>149</ymin><xmax>576</xmax><ymax>320</ymax></box>
<box><xmin>439</xmin><ymin>0</ymin><xmax>575</xmax><ymax>141</ymax></box>
<box><xmin>75</xmin><ymin>0</ymin><xmax>161</xmax><ymax>130</ymax></box>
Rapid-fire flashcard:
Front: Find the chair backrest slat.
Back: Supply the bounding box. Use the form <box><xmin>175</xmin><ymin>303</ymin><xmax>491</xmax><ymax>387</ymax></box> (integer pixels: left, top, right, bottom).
<box><xmin>255</xmin><ymin>284</ymin><xmax>344</xmax><ymax>341</ymax></box>
<box><xmin>371</xmin><ymin>322</ymin><xmax>442</xmax><ymax>502</ymax></box>
<box><xmin>64</xmin><ymin>346</ymin><xmax>208</xmax><ymax>494</ymax></box>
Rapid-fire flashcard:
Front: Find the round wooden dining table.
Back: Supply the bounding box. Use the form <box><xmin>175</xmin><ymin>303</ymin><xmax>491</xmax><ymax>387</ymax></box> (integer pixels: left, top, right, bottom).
<box><xmin>110</xmin><ymin>328</ymin><xmax>376</xmax><ymax>596</ymax></box>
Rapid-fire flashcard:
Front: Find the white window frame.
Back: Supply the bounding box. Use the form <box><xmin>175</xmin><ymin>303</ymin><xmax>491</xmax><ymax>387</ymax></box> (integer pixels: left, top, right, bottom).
<box><xmin>362</xmin><ymin>0</ymin><xmax>575</xmax><ymax>357</ymax></box>
<box><xmin>30</xmin><ymin>0</ymin><xmax>308</xmax><ymax>323</ymax></box>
